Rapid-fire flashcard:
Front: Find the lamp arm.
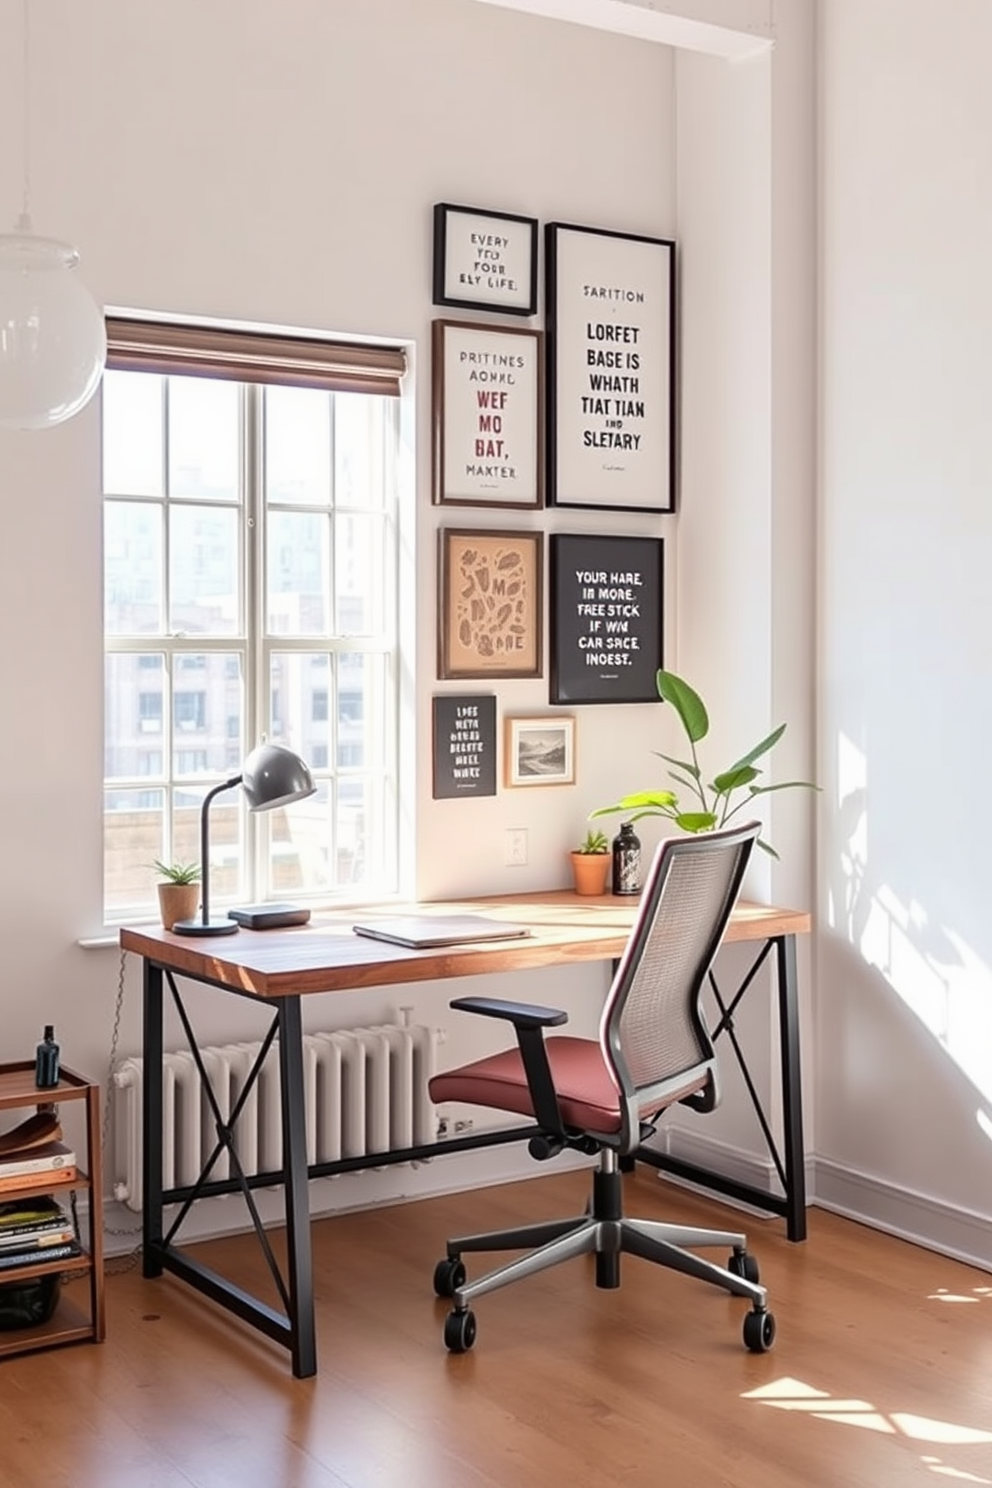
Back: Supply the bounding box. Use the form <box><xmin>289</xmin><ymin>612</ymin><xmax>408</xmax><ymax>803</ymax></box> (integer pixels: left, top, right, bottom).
<box><xmin>199</xmin><ymin>774</ymin><xmax>242</xmax><ymax>926</ymax></box>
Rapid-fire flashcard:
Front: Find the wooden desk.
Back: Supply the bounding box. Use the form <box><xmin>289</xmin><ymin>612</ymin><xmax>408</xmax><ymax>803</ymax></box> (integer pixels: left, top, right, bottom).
<box><xmin>121</xmin><ymin>892</ymin><xmax>810</xmax><ymax>1378</ymax></box>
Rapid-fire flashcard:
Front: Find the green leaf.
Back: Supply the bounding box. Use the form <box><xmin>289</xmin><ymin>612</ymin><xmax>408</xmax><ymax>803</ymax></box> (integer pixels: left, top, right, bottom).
<box><xmin>655</xmin><ymin>670</ymin><xmax>709</xmax><ymax>744</ymax></box>
<box><xmin>746</xmin><ymin>779</ymin><xmax>819</xmax><ymax>798</ymax></box>
<box><xmin>652</xmin><ymin>751</ymin><xmax>702</xmax><ymax>782</ymax></box>
<box><xmin>674</xmin><ymin>811</ymin><xmax>718</xmax><ymax>833</ymax></box>
<box><xmin>724</xmin><ymin>722</ymin><xmax>787</xmax><ymax>775</ymax></box>
<box><xmin>713</xmin><ymin>764</ymin><xmax>760</xmax><ymax>794</ymax></box>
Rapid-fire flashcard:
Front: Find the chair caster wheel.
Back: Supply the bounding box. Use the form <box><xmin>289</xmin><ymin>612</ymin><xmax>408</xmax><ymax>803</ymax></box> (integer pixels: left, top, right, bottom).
<box><xmin>728</xmin><ymin>1249</ymin><xmax>760</xmax><ymax>1285</ymax></box>
<box><xmin>743</xmin><ymin>1308</ymin><xmax>776</xmax><ymax>1353</ymax></box>
<box><xmin>433</xmin><ymin>1257</ymin><xmax>466</xmax><ymax>1297</ymax></box>
<box><xmin>444</xmin><ymin>1308</ymin><xmax>477</xmax><ymax>1353</ymax></box>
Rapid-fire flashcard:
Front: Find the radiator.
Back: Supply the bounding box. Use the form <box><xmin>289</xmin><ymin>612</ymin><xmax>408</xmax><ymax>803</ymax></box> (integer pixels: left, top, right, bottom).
<box><xmin>112</xmin><ymin>1017</ymin><xmax>438</xmax><ymax>1212</ymax></box>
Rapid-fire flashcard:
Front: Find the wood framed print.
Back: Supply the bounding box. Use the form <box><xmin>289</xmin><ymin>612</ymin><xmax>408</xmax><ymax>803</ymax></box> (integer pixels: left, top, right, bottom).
<box><xmin>549</xmin><ymin>532</ymin><xmax>663</xmax><ymax>705</ymax></box>
<box><xmin>433</xmin><ymin>203</ymin><xmax>538</xmax><ymax>316</ymax></box>
<box><xmin>438</xmin><ymin>527</ymin><xmax>543</xmax><ymax>680</ymax></box>
<box><xmin>545</xmin><ymin>221</ymin><xmax>675</xmax><ymax>513</ymax></box>
<box><xmin>432</xmin><ymin>695</ymin><xmax>497</xmax><ymax>798</ymax></box>
<box><xmin>432</xmin><ymin>319</ymin><xmax>543</xmax><ymax>509</ymax></box>
<box><xmin>505</xmin><ymin>715</ymin><xmax>575</xmax><ymax>788</ymax></box>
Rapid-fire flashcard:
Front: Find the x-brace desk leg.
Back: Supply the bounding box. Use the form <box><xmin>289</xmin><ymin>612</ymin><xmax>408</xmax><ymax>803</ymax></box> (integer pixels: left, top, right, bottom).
<box><xmin>140</xmin><ymin>958</ymin><xmax>317</xmax><ymax>1376</ymax></box>
<box><xmin>636</xmin><ymin>933</ymin><xmax>807</xmax><ymax>1242</ymax></box>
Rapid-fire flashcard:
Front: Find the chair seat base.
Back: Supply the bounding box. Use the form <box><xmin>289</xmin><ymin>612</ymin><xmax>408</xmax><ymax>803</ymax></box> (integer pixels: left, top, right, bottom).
<box><xmin>433</xmin><ymin>1157</ymin><xmax>775</xmax><ymax>1353</ymax></box>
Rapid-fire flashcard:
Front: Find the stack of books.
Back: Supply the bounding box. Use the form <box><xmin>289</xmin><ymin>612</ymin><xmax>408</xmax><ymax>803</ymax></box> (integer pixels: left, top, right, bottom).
<box><xmin>0</xmin><ymin>1112</ymin><xmax>82</xmax><ymax>1270</ymax></box>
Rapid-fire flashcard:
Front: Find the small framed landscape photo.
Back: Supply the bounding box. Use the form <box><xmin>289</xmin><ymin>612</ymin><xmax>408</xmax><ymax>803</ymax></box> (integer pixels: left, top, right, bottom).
<box><xmin>505</xmin><ymin>715</ymin><xmax>575</xmax><ymax>788</ymax></box>
<box><xmin>438</xmin><ymin>527</ymin><xmax>543</xmax><ymax>680</ymax></box>
<box><xmin>432</xmin><ymin>319</ymin><xmax>543</xmax><ymax>509</ymax></box>
<box><xmin>433</xmin><ymin>203</ymin><xmax>538</xmax><ymax>316</ymax></box>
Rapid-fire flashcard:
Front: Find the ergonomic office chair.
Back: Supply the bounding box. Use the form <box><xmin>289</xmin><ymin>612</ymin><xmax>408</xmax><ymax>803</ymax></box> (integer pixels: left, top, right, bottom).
<box><xmin>429</xmin><ymin>821</ymin><xmax>777</xmax><ymax>1354</ymax></box>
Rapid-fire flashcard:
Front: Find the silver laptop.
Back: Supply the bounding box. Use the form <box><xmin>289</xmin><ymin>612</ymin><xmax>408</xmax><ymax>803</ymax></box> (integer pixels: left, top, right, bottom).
<box><xmin>352</xmin><ymin>914</ymin><xmax>532</xmax><ymax>950</ymax></box>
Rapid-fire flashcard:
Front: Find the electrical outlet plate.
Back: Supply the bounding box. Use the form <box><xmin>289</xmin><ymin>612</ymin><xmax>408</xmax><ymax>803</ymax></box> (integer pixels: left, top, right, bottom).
<box><xmin>504</xmin><ymin>828</ymin><xmax>528</xmax><ymax>866</ymax></box>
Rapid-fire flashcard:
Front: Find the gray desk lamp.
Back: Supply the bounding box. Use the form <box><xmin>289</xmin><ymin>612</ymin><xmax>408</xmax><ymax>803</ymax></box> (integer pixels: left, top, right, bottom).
<box><xmin>173</xmin><ymin>742</ymin><xmax>316</xmax><ymax>937</ymax></box>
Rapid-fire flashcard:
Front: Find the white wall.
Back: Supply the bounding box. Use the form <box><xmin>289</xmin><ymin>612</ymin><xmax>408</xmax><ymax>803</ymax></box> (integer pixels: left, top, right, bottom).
<box><xmin>0</xmin><ymin>0</ymin><xmax>683</xmax><ymax>1230</ymax></box>
<box><xmin>818</xmin><ymin>0</ymin><xmax>992</xmax><ymax>1265</ymax></box>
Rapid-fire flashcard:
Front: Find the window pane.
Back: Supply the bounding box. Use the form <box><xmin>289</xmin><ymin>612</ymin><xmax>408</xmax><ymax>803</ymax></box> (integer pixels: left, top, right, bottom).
<box><xmin>173</xmin><ymin>653</ymin><xmax>242</xmax><ymax>772</ymax></box>
<box><xmin>265</xmin><ymin>385</ymin><xmax>331</xmax><ymax>505</ymax></box>
<box><xmin>102</xmin><ymin>370</ymin><xmax>164</xmax><ymax>497</ymax></box>
<box><xmin>261</xmin><ymin>782</ymin><xmax>330</xmax><ymax>895</ymax></box>
<box><xmin>105</xmin><ymin>654</ymin><xmax>165</xmax><ymax>777</ymax></box>
<box><xmin>334</xmin><ymin>393</ymin><xmax>386</xmax><ymax>510</ymax></box>
<box><xmin>269</xmin><ymin>652</ymin><xmax>329</xmax><ymax>764</ymax></box>
<box><xmin>178</xmin><ymin>787</ymin><xmax>245</xmax><ymax>903</ymax></box>
<box><xmin>266</xmin><ymin>511</ymin><xmax>330</xmax><ymax>634</ymax></box>
<box><xmin>338</xmin><ymin>652</ymin><xmax>375</xmax><ymax>769</ymax></box>
<box><xmin>336</xmin><ymin>777</ymin><xmax>367</xmax><ymax>886</ymax></box>
<box><xmin>335</xmin><ymin>513</ymin><xmax>379</xmax><ymax>634</ymax></box>
<box><xmin>104</xmin><ymin>786</ymin><xmax>165</xmax><ymax>915</ymax></box>
<box><xmin>104</xmin><ymin>502</ymin><xmax>164</xmax><ymax>635</ymax></box>
<box><xmin>168</xmin><ymin>376</ymin><xmax>239</xmax><ymax>500</ymax></box>
<box><xmin>169</xmin><ymin>505</ymin><xmax>240</xmax><ymax>635</ymax></box>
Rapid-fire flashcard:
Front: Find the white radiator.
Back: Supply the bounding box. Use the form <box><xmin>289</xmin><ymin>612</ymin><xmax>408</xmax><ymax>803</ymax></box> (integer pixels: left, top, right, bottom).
<box><xmin>112</xmin><ymin>1018</ymin><xmax>438</xmax><ymax>1212</ymax></box>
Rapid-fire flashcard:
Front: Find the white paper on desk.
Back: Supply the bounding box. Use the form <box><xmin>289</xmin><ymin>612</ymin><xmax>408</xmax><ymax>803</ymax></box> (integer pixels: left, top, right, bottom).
<box><xmin>352</xmin><ymin>914</ymin><xmax>532</xmax><ymax>950</ymax></box>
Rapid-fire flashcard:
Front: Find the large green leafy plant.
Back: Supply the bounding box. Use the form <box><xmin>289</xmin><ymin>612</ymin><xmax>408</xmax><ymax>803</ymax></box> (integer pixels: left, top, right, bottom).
<box><xmin>591</xmin><ymin>670</ymin><xmax>817</xmax><ymax>858</ymax></box>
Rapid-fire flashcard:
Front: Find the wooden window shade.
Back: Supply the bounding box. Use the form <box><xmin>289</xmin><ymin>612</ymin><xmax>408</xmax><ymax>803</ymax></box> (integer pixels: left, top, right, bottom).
<box><xmin>105</xmin><ymin>318</ymin><xmax>407</xmax><ymax>397</ymax></box>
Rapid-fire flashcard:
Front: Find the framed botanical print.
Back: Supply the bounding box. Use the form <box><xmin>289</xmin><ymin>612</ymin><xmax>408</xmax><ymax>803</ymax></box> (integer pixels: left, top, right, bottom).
<box><xmin>438</xmin><ymin>527</ymin><xmax>543</xmax><ymax>680</ymax></box>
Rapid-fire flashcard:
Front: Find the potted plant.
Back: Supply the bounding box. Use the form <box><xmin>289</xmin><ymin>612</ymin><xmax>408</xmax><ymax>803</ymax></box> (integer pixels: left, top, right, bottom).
<box><xmin>591</xmin><ymin>669</ymin><xmax>818</xmax><ymax>859</ymax></box>
<box><xmin>153</xmin><ymin>860</ymin><xmax>201</xmax><ymax>930</ymax></box>
<box><xmin>569</xmin><ymin>828</ymin><xmax>611</xmax><ymax>896</ymax></box>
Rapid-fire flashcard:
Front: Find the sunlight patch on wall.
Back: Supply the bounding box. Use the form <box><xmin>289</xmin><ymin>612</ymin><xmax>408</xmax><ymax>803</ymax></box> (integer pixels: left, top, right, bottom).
<box><xmin>831</xmin><ymin>732</ymin><xmax>992</xmax><ymax>1107</ymax></box>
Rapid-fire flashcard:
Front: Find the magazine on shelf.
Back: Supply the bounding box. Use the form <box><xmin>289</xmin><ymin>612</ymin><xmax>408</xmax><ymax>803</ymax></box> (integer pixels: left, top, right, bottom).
<box><xmin>0</xmin><ymin>1141</ymin><xmax>76</xmax><ymax>1178</ymax></box>
<box><xmin>0</xmin><ymin>1238</ymin><xmax>82</xmax><ymax>1271</ymax></box>
<box><xmin>0</xmin><ymin>1194</ymin><xmax>70</xmax><ymax>1226</ymax></box>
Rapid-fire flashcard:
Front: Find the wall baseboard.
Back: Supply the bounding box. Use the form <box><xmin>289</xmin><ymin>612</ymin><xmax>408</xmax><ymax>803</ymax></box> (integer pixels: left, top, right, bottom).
<box><xmin>812</xmin><ymin>1155</ymin><xmax>992</xmax><ymax>1274</ymax></box>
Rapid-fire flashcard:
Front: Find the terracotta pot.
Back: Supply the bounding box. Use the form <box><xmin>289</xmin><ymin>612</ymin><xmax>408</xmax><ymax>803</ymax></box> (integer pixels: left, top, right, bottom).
<box><xmin>157</xmin><ymin>881</ymin><xmax>200</xmax><ymax>931</ymax></box>
<box><xmin>569</xmin><ymin>851</ymin><xmax>611</xmax><ymax>897</ymax></box>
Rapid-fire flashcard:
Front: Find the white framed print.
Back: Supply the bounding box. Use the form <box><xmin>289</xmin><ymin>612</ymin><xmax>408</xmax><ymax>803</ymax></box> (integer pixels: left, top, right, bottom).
<box><xmin>432</xmin><ymin>319</ymin><xmax>544</xmax><ymax>509</ymax></box>
<box><xmin>433</xmin><ymin>203</ymin><xmax>538</xmax><ymax>316</ymax></box>
<box><xmin>505</xmin><ymin>715</ymin><xmax>576</xmax><ymax>788</ymax></box>
<box><xmin>545</xmin><ymin>222</ymin><xmax>675</xmax><ymax>513</ymax></box>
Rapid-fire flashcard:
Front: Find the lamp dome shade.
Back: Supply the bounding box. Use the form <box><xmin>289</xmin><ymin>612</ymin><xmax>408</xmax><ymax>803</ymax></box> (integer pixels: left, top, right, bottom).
<box><xmin>0</xmin><ymin>231</ymin><xmax>107</xmax><ymax>430</ymax></box>
<box><xmin>241</xmin><ymin>743</ymin><xmax>316</xmax><ymax>812</ymax></box>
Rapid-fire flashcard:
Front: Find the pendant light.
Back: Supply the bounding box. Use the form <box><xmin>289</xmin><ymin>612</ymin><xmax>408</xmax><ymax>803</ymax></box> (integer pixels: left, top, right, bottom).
<box><xmin>0</xmin><ymin>0</ymin><xmax>106</xmax><ymax>431</ymax></box>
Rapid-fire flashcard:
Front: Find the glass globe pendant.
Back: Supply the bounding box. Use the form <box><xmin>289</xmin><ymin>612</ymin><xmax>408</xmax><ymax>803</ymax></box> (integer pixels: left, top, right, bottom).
<box><xmin>0</xmin><ymin>215</ymin><xmax>107</xmax><ymax>431</ymax></box>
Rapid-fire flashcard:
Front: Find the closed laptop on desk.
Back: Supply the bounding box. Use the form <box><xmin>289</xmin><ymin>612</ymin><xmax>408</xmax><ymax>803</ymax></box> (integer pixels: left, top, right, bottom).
<box><xmin>352</xmin><ymin>914</ymin><xmax>531</xmax><ymax>950</ymax></box>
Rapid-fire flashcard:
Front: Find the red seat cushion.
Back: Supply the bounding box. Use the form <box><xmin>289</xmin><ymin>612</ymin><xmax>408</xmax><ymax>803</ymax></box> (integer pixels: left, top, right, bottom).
<box><xmin>429</xmin><ymin>1037</ymin><xmax>623</xmax><ymax>1134</ymax></box>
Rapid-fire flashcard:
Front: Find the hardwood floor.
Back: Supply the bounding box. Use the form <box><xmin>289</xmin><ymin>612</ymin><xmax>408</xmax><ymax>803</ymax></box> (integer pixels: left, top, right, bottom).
<box><xmin>2</xmin><ymin>1169</ymin><xmax>991</xmax><ymax>1488</ymax></box>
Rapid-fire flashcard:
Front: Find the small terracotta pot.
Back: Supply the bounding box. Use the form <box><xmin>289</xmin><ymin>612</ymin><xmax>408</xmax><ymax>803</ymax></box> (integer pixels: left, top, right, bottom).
<box><xmin>157</xmin><ymin>881</ymin><xmax>200</xmax><ymax>931</ymax></box>
<box><xmin>569</xmin><ymin>851</ymin><xmax>611</xmax><ymax>897</ymax></box>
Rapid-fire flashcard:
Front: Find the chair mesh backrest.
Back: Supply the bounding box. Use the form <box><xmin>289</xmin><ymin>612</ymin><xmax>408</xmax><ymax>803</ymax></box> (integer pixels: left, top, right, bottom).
<box><xmin>600</xmin><ymin>825</ymin><xmax>758</xmax><ymax>1122</ymax></box>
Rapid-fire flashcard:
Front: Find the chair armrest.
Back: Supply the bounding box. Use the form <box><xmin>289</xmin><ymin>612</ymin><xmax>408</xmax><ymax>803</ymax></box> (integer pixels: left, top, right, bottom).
<box><xmin>448</xmin><ymin>995</ymin><xmax>568</xmax><ymax>1030</ymax></box>
<box><xmin>448</xmin><ymin>996</ymin><xmax>567</xmax><ymax>1141</ymax></box>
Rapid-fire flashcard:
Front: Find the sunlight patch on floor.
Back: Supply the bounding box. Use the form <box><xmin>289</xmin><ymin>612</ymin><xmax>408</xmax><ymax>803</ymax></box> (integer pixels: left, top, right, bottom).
<box><xmin>742</xmin><ymin>1377</ymin><xmax>992</xmax><ymax>1481</ymax></box>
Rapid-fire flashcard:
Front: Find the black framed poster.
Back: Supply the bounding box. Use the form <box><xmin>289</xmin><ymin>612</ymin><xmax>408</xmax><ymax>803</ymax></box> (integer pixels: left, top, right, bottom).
<box><xmin>549</xmin><ymin>533</ymin><xmax>663</xmax><ymax>704</ymax></box>
<box><xmin>545</xmin><ymin>222</ymin><xmax>675</xmax><ymax>513</ymax></box>
<box><xmin>432</xmin><ymin>695</ymin><xmax>497</xmax><ymax>798</ymax></box>
<box><xmin>433</xmin><ymin>203</ymin><xmax>538</xmax><ymax>317</ymax></box>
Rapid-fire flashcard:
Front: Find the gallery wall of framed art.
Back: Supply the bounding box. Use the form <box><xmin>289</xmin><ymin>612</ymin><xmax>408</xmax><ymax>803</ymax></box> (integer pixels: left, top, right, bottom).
<box><xmin>428</xmin><ymin>199</ymin><xmax>676</xmax><ymax>802</ymax></box>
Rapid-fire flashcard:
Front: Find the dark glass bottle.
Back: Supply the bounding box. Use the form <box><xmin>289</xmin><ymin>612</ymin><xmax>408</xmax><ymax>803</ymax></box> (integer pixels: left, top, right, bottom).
<box><xmin>35</xmin><ymin>1025</ymin><xmax>60</xmax><ymax>1089</ymax></box>
<box><xmin>611</xmin><ymin>822</ymin><xmax>641</xmax><ymax>896</ymax></box>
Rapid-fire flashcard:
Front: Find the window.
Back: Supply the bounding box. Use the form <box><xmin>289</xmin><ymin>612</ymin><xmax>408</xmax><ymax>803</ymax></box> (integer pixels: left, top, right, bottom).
<box><xmin>102</xmin><ymin>319</ymin><xmax>405</xmax><ymax>920</ymax></box>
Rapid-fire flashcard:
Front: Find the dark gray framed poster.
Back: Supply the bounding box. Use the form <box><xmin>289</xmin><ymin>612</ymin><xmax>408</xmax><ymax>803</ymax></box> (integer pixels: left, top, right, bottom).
<box><xmin>432</xmin><ymin>695</ymin><xmax>497</xmax><ymax>798</ymax></box>
<box><xmin>545</xmin><ymin>222</ymin><xmax>675</xmax><ymax>513</ymax></box>
<box><xmin>550</xmin><ymin>533</ymin><xmax>663</xmax><ymax>704</ymax></box>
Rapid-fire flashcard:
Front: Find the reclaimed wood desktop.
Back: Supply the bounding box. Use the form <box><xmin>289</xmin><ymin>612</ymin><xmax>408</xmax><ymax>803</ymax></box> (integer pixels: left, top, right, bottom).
<box><xmin>120</xmin><ymin>891</ymin><xmax>810</xmax><ymax>1378</ymax></box>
